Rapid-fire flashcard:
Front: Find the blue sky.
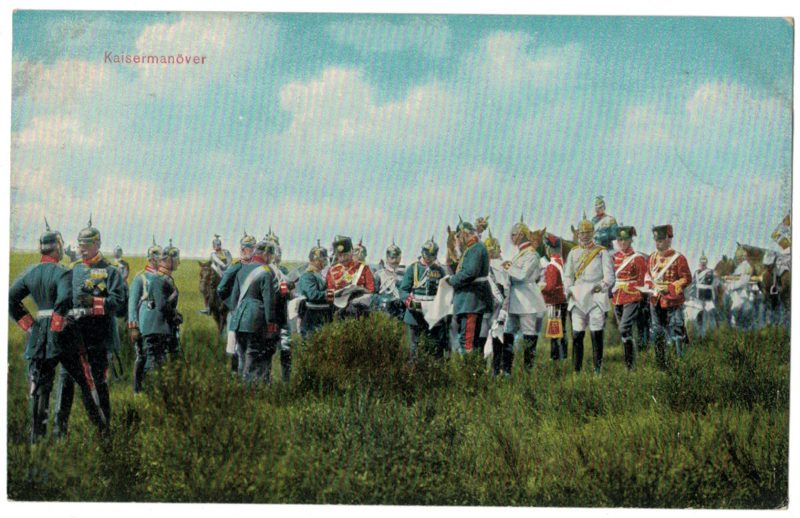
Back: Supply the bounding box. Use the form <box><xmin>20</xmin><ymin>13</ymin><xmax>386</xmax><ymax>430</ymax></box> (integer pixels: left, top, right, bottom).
<box><xmin>10</xmin><ymin>12</ymin><xmax>793</xmax><ymax>266</ymax></box>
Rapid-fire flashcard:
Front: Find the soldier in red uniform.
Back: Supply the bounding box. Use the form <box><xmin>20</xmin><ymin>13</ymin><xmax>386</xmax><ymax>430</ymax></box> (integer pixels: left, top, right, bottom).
<box><xmin>610</xmin><ymin>226</ymin><xmax>647</xmax><ymax>369</ymax></box>
<box><xmin>645</xmin><ymin>224</ymin><xmax>692</xmax><ymax>369</ymax></box>
<box><xmin>540</xmin><ymin>233</ymin><xmax>567</xmax><ymax>361</ymax></box>
<box><xmin>326</xmin><ymin>235</ymin><xmax>375</xmax><ymax>317</ymax></box>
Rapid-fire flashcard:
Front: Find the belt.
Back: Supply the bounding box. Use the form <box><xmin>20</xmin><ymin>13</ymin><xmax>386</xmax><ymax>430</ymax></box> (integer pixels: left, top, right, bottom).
<box><xmin>306</xmin><ymin>302</ymin><xmax>331</xmax><ymax>309</ymax></box>
<box><xmin>68</xmin><ymin>308</ymin><xmax>94</xmax><ymax>318</ymax></box>
<box><xmin>412</xmin><ymin>295</ymin><xmax>435</xmax><ymax>301</ymax></box>
<box><xmin>473</xmin><ymin>276</ymin><xmax>489</xmax><ymax>283</ymax></box>
<box><xmin>36</xmin><ymin>309</ymin><xmax>53</xmax><ymax>319</ymax></box>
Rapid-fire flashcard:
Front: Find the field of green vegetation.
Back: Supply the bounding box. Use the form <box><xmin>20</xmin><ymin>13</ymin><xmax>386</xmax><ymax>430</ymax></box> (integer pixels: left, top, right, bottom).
<box><xmin>6</xmin><ymin>251</ymin><xmax>789</xmax><ymax>507</ymax></box>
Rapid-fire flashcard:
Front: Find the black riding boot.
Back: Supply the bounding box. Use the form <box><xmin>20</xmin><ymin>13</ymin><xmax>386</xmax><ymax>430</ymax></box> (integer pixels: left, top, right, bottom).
<box><xmin>502</xmin><ymin>333</ymin><xmax>515</xmax><ymax>376</ymax></box>
<box><xmin>572</xmin><ymin>331</ymin><xmax>585</xmax><ymax>372</ymax></box>
<box><xmin>491</xmin><ymin>337</ymin><xmax>503</xmax><ymax>376</ymax></box>
<box><xmin>280</xmin><ymin>349</ymin><xmax>292</xmax><ymax>383</ymax></box>
<box><xmin>230</xmin><ymin>353</ymin><xmax>239</xmax><ymax>375</ymax></box>
<box><xmin>523</xmin><ymin>334</ymin><xmax>538</xmax><ymax>371</ymax></box>
<box><xmin>622</xmin><ymin>338</ymin><xmax>635</xmax><ymax>370</ymax></box>
<box><xmin>590</xmin><ymin>331</ymin><xmax>604</xmax><ymax>373</ymax></box>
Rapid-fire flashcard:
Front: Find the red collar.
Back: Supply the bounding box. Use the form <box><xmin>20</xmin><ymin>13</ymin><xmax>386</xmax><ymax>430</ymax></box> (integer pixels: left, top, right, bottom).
<box><xmin>250</xmin><ymin>256</ymin><xmax>266</xmax><ymax>265</ymax></box>
<box><xmin>82</xmin><ymin>253</ymin><xmax>103</xmax><ymax>266</ymax></box>
<box><xmin>550</xmin><ymin>253</ymin><xmax>562</xmax><ymax>262</ymax></box>
<box><xmin>465</xmin><ymin>236</ymin><xmax>479</xmax><ymax>248</ymax></box>
<box><xmin>656</xmin><ymin>249</ymin><xmax>675</xmax><ymax>259</ymax></box>
<box><xmin>145</xmin><ymin>264</ymin><xmax>158</xmax><ymax>273</ymax></box>
<box><xmin>518</xmin><ymin>241</ymin><xmax>532</xmax><ymax>251</ymax></box>
<box><xmin>40</xmin><ymin>255</ymin><xmax>59</xmax><ymax>264</ymax></box>
<box><xmin>157</xmin><ymin>266</ymin><xmax>173</xmax><ymax>276</ymax></box>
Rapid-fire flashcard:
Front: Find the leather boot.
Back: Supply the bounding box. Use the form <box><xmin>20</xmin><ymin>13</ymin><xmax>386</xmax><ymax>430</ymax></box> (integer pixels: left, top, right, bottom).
<box><xmin>622</xmin><ymin>337</ymin><xmax>635</xmax><ymax>370</ymax></box>
<box><xmin>572</xmin><ymin>331</ymin><xmax>585</xmax><ymax>372</ymax></box>
<box><xmin>491</xmin><ymin>337</ymin><xmax>503</xmax><ymax>376</ymax></box>
<box><xmin>523</xmin><ymin>334</ymin><xmax>538</xmax><ymax>371</ymax></box>
<box><xmin>502</xmin><ymin>333</ymin><xmax>515</xmax><ymax>376</ymax></box>
<box><xmin>280</xmin><ymin>349</ymin><xmax>292</xmax><ymax>383</ymax></box>
<box><xmin>590</xmin><ymin>330</ymin><xmax>604</xmax><ymax>373</ymax></box>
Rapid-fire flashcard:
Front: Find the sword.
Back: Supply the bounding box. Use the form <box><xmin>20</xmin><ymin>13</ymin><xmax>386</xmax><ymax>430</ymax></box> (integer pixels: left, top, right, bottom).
<box><xmin>74</xmin><ymin>331</ymin><xmax>107</xmax><ymax>427</ymax></box>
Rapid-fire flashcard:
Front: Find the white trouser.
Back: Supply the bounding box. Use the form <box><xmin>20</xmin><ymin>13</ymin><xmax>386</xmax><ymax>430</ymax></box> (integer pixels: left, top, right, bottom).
<box><xmin>504</xmin><ymin>313</ymin><xmax>541</xmax><ymax>335</ymax></box>
<box><xmin>570</xmin><ymin>306</ymin><xmax>606</xmax><ymax>332</ymax></box>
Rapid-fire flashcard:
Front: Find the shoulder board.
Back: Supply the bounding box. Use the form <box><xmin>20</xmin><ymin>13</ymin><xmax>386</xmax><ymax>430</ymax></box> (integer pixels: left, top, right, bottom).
<box><xmin>231</xmin><ymin>259</ymin><xmax>241</xmax><ymax>265</ymax></box>
<box><xmin>108</xmin><ymin>259</ymin><xmax>119</xmax><ymax>267</ymax></box>
<box><xmin>261</xmin><ymin>265</ymin><xmax>272</xmax><ymax>274</ymax></box>
<box><xmin>68</xmin><ymin>259</ymin><xmax>82</xmax><ymax>269</ymax></box>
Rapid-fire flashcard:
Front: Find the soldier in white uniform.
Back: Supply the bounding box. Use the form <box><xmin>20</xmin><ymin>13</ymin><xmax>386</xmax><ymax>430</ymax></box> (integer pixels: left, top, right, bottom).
<box><xmin>481</xmin><ymin>231</ymin><xmax>510</xmax><ymax>376</ymax></box>
<box><xmin>592</xmin><ymin>196</ymin><xmax>618</xmax><ymax>250</ymax></box>
<box><xmin>689</xmin><ymin>252</ymin><xmax>717</xmax><ymax>336</ymax></box>
<box><xmin>502</xmin><ymin>218</ymin><xmax>547</xmax><ymax>372</ymax></box>
<box><xmin>201</xmin><ymin>235</ymin><xmax>233</xmax><ymax>315</ymax></box>
<box><xmin>563</xmin><ymin>215</ymin><xmax>614</xmax><ymax>373</ymax></box>
<box><xmin>374</xmin><ymin>243</ymin><xmax>406</xmax><ymax>318</ymax></box>
<box><xmin>725</xmin><ymin>248</ymin><xmax>756</xmax><ymax>330</ymax></box>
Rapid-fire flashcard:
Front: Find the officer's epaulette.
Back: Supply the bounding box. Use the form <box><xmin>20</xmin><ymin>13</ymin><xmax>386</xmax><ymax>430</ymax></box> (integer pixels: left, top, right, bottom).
<box><xmin>68</xmin><ymin>259</ymin><xmax>82</xmax><ymax>269</ymax></box>
<box><xmin>231</xmin><ymin>259</ymin><xmax>241</xmax><ymax>265</ymax></box>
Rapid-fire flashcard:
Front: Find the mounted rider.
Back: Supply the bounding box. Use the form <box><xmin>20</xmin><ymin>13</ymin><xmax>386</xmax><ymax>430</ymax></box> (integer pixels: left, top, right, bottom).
<box><xmin>201</xmin><ymin>234</ymin><xmax>233</xmax><ymax>314</ymax></box>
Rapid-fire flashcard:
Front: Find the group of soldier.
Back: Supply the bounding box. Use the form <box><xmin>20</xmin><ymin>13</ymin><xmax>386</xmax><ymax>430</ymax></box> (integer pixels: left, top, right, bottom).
<box><xmin>201</xmin><ymin>196</ymin><xmax>703</xmax><ymax>387</ymax></box>
<box><xmin>10</xmin><ymin>196</ymin><xmax>790</xmax><ymax>443</ymax></box>
<box><xmin>10</xmin><ymin>217</ymin><xmax>182</xmax><ymax>443</ymax></box>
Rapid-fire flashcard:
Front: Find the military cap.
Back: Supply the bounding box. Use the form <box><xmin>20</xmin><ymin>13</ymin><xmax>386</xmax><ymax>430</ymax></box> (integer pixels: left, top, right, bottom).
<box><xmin>240</xmin><ymin>232</ymin><xmax>257</xmax><ymax>248</ymax></box>
<box><xmin>421</xmin><ymin>237</ymin><xmax>439</xmax><ymax>257</ymax></box>
<box><xmin>77</xmin><ymin>214</ymin><xmax>101</xmax><ymax>244</ymax></box>
<box><xmin>616</xmin><ymin>226</ymin><xmax>637</xmax><ymax>240</ymax></box>
<box><xmin>386</xmin><ymin>242</ymin><xmax>402</xmax><ymax>259</ymax></box>
<box><xmin>577</xmin><ymin>213</ymin><xmax>594</xmax><ymax>234</ymax></box>
<box><xmin>456</xmin><ymin>215</ymin><xmax>475</xmax><ymax>234</ymax></box>
<box><xmin>333</xmin><ymin>235</ymin><xmax>353</xmax><ymax>254</ymax></box>
<box><xmin>544</xmin><ymin>233</ymin><xmax>561</xmax><ymax>249</ymax></box>
<box><xmin>652</xmin><ymin>225</ymin><xmax>673</xmax><ymax>240</ymax></box>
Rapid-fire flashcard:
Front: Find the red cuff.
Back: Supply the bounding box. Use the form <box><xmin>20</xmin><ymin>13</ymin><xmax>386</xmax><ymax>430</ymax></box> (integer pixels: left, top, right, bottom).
<box><xmin>127</xmin><ymin>321</ymin><xmax>138</xmax><ymax>329</ymax></box>
<box><xmin>50</xmin><ymin>313</ymin><xmax>66</xmax><ymax>332</ymax></box>
<box><xmin>17</xmin><ymin>314</ymin><xmax>34</xmax><ymax>332</ymax></box>
<box><xmin>668</xmin><ymin>283</ymin><xmax>683</xmax><ymax>298</ymax></box>
<box><xmin>92</xmin><ymin>297</ymin><xmax>105</xmax><ymax>316</ymax></box>
<box><xmin>266</xmin><ymin>323</ymin><xmax>279</xmax><ymax>333</ymax></box>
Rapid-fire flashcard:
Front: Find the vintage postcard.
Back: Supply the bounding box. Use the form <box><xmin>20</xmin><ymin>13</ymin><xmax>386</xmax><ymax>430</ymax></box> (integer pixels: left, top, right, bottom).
<box><xmin>6</xmin><ymin>7</ymin><xmax>794</xmax><ymax>510</ymax></box>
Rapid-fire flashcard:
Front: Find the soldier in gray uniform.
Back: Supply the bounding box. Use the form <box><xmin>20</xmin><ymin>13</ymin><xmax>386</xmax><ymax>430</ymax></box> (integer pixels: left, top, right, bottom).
<box><xmin>127</xmin><ymin>241</ymin><xmax>180</xmax><ymax>391</ymax></box>
<box><xmin>374</xmin><ymin>242</ymin><xmax>406</xmax><ymax>319</ymax></box>
<box><xmin>9</xmin><ymin>221</ymin><xmax>107</xmax><ymax>441</ymax></box>
<box><xmin>54</xmin><ymin>217</ymin><xmax>126</xmax><ymax>437</ymax></box>
<box><xmin>218</xmin><ymin>239</ymin><xmax>280</xmax><ymax>384</ymax></box>
<box><xmin>297</xmin><ymin>244</ymin><xmax>333</xmax><ymax>336</ymax></box>
<box><xmin>159</xmin><ymin>241</ymin><xmax>183</xmax><ymax>359</ymax></box>
<box><xmin>265</xmin><ymin>231</ymin><xmax>293</xmax><ymax>383</ymax></box>
<box><xmin>127</xmin><ymin>240</ymin><xmax>162</xmax><ymax>393</ymax></box>
<box><xmin>201</xmin><ymin>235</ymin><xmax>233</xmax><ymax>314</ymax></box>
<box><xmin>693</xmin><ymin>252</ymin><xmax>717</xmax><ymax>336</ymax></box>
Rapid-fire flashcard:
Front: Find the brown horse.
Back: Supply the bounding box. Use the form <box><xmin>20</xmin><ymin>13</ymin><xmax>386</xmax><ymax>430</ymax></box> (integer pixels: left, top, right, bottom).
<box><xmin>762</xmin><ymin>250</ymin><xmax>791</xmax><ymax>316</ymax></box>
<box><xmin>198</xmin><ymin>260</ymin><xmax>229</xmax><ymax>335</ymax></box>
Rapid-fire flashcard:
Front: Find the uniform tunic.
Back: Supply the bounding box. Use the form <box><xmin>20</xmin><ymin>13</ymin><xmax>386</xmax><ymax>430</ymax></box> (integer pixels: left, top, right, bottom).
<box><xmin>447</xmin><ymin>238</ymin><xmax>493</xmax><ymax>316</ymax></box>
<box><xmin>297</xmin><ymin>269</ymin><xmax>332</xmax><ymax>335</ymax></box>
<box><xmin>326</xmin><ymin>260</ymin><xmax>376</xmax><ymax>293</ymax></box>
<box><xmin>646</xmin><ymin>250</ymin><xmax>692</xmax><ymax>309</ymax></box>
<box><xmin>611</xmin><ymin>248</ymin><xmax>647</xmax><ymax>306</ymax></box>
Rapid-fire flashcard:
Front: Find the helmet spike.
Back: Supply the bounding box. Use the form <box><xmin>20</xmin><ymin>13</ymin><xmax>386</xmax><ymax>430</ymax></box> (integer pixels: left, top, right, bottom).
<box><xmin>520</xmin><ymin>213</ymin><xmax>524</xmax><ymax>223</ymax></box>
<box><xmin>152</xmin><ymin>234</ymin><xmax>156</xmax><ymax>246</ymax></box>
<box><xmin>458</xmin><ymin>215</ymin><xmax>463</xmax><ymax>224</ymax></box>
<box><xmin>488</xmin><ymin>228</ymin><xmax>494</xmax><ymax>239</ymax></box>
<box><xmin>44</xmin><ymin>217</ymin><xmax>51</xmax><ymax>232</ymax></box>
<box><xmin>88</xmin><ymin>213</ymin><xmax>93</xmax><ymax>228</ymax></box>
<box><xmin>317</xmin><ymin>238</ymin><xmax>321</xmax><ymax>248</ymax></box>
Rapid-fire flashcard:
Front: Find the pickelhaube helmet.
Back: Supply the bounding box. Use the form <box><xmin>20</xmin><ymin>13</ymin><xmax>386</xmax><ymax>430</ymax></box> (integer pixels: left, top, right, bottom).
<box><xmin>577</xmin><ymin>213</ymin><xmax>594</xmax><ymax>234</ymax></box>
<box><xmin>264</xmin><ymin>226</ymin><xmax>280</xmax><ymax>246</ymax></box>
<box><xmin>421</xmin><ymin>236</ymin><xmax>439</xmax><ymax>257</ymax></box>
<box><xmin>456</xmin><ymin>215</ymin><xmax>475</xmax><ymax>234</ymax></box>
<box><xmin>353</xmin><ymin>238</ymin><xmax>367</xmax><ymax>258</ymax></box>
<box><xmin>484</xmin><ymin>230</ymin><xmax>501</xmax><ymax>255</ymax></box>
<box><xmin>39</xmin><ymin>217</ymin><xmax>64</xmax><ymax>253</ymax></box>
<box><xmin>652</xmin><ymin>224</ymin><xmax>673</xmax><ymax>240</ymax></box>
<box><xmin>254</xmin><ymin>238</ymin><xmax>276</xmax><ymax>255</ymax></box>
<box><xmin>333</xmin><ymin>235</ymin><xmax>353</xmax><ymax>254</ymax></box>
<box><xmin>309</xmin><ymin>240</ymin><xmax>328</xmax><ymax>261</ymax></box>
<box><xmin>240</xmin><ymin>231</ymin><xmax>257</xmax><ymax>248</ymax></box>
<box><xmin>616</xmin><ymin>226</ymin><xmax>637</xmax><ymax>240</ymax></box>
<box><xmin>700</xmin><ymin>251</ymin><xmax>708</xmax><ymax>264</ymax></box>
<box><xmin>77</xmin><ymin>213</ymin><xmax>101</xmax><ymax>245</ymax></box>
<box><xmin>511</xmin><ymin>214</ymin><xmax>530</xmax><ymax>239</ymax></box>
<box><xmin>475</xmin><ymin>216</ymin><xmax>489</xmax><ymax>231</ymax></box>
<box><xmin>212</xmin><ymin>234</ymin><xmax>222</xmax><ymax>248</ymax></box>
<box><xmin>161</xmin><ymin>239</ymin><xmax>180</xmax><ymax>261</ymax></box>
<box><xmin>114</xmin><ymin>245</ymin><xmax>123</xmax><ymax>258</ymax></box>
<box><xmin>594</xmin><ymin>195</ymin><xmax>606</xmax><ymax>209</ymax></box>
<box><xmin>386</xmin><ymin>241</ymin><xmax>402</xmax><ymax>259</ymax></box>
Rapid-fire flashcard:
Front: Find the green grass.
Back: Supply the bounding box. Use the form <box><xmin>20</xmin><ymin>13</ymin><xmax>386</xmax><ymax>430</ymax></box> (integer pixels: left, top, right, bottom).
<box><xmin>6</xmin><ymin>252</ymin><xmax>789</xmax><ymax>507</ymax></box>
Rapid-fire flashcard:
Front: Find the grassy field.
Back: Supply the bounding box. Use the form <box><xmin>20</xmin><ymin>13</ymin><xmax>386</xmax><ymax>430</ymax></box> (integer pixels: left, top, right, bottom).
<box><xmin>6</xmin><ymin>251</ymin><xmax>790</xmax><ymax>507</ymax></box>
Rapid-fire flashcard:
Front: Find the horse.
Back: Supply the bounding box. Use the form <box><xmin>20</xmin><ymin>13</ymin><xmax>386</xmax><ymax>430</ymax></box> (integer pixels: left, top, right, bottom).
<box><xmin>714</xmin><ymin>243</ymin><xmax>774</xmax><ymax>329</ymax></box>
<box><xmin>762</xmin><ymin>249</ymin><xmax>791</xmax><ymax>324</ymax></box>
<box><xmin>198</xmin><ymin>260</ymin><xmax>229</xmax><ymax>335</ymax></box>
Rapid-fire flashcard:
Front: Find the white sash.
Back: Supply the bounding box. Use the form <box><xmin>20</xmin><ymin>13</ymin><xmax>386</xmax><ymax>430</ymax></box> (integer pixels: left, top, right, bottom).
<box><xmin>237</xmin><ymin>265</ymin><xmax>270</xmax><ymax>306</ymax></box>
<box><xmin>650</xmin><ymin>253</ymin><xmax>681</xmax><ymax>283</ymax></box>
<box><xmin>614</xmin><ymin>253</ymin><xmax>637</xmax><ymax>277</ymax></box>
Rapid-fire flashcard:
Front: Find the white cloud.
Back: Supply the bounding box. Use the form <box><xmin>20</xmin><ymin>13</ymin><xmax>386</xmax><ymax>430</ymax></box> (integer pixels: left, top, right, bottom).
<box><xmin>465</xmin><ymin>32</ymin><xmax>583</xmax><ymax>90</ymax></box>
<box><xmin>685</xmin><ymin>81</ymin><xmax>788</xmax><ymax>137</ymax></box>
<box><xmin>134</xmin><ymin>13</ymin><xmax>280</xmax><ymax>95</ymax></box>
<box><xmin>327</xmin><ymin>17</ymin><xmax>451</xmax><ymax>57</ymax></box>
<box><xmin>12</xmin><ymin>58</ymin><xmax>111</xmax><ymax>106</ymax></box>
<box><xmin>12</xmin><ymin>115</ymin><xmax>102</xmax><ymax>149</ymax></box>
